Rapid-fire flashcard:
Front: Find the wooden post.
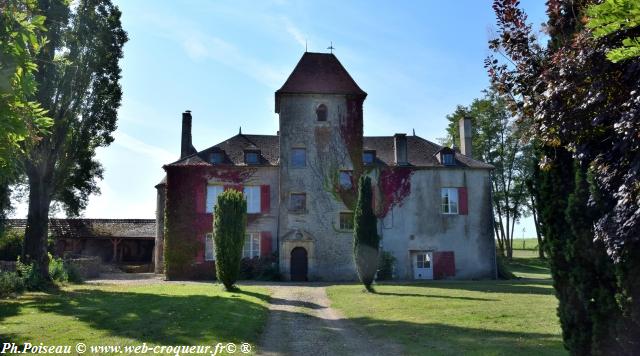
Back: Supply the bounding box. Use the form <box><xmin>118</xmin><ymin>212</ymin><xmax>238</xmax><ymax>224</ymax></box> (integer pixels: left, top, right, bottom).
<box><xmin>111</xmin><ymin>238</ymin><xmax>121</xmax><ymax>262</ymax></box>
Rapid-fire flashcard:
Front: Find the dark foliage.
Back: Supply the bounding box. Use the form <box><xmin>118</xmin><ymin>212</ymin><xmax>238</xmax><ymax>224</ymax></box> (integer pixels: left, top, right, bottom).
<box><xmin>488</xmin><ymin>0</ymin><xmax>640</xmax><ymax>354</ymax></box>
<box><xmin>239</xmin><ymin>255</ymin><xmax>280</xmax><ymax>281</ymax></box>
<box><xmin>353</xmin><ymin>175</ymin><xmax>379</xmax><ymax>292</ymax></box>
<box><xmin>213</xmin><ymin>189</ymin><xmax>247</xmax><ymax>291</ymax></box>
<box><xmin>376</xmin><ymin>251</ymin><xmax>395</xmax><ymax>281</ymax></box>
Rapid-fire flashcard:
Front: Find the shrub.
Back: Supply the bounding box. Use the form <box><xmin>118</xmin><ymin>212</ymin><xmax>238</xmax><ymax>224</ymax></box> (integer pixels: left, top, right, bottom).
<box><xmin>353</xmin><ymin>176</ymin><xmax>380</xmax><ymax>292</ymax></box>
<box><xmin>16</xmin><ymin>258</ymin><xmax>44</xmax><ymax>290</ymax></box>
<box><xmin>0</xmin><ymin>229</ymin><xmax>23</xmax><ymax>261</ymax></box>
<box><xmin>239</xmin><ymin>255</ymin><xmax>280</xmax><ymax>281</ymax></box>
<box><xmin>213</xmin><ymin>189</ymin><xmax>247</xmax><ymax>290</ymax></box>
<box><xmin>376</xmin><ymin>251</ymin><xmax>396</xmax><ymax>281</ymax></box>
<box><xmin>48</xmin><ymin>255</ymin><xmax>69</xmax><ymax>282</ymax></box>
<box><xmin>0</xmin><ymin>271</ymin><xmax>25</xmax><ymax>298</ymax></box>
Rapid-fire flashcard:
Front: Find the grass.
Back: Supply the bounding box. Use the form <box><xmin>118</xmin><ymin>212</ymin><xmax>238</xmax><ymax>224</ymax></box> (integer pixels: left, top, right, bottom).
<box><xmin>327</xmin><ymin>255</ymin><xmax>563</xmax><ymax>356</ymax></box>
<box><xmin>0</xmin><ymin>283</ymin><xmax>270</xmax><ymax>354</ymax></box>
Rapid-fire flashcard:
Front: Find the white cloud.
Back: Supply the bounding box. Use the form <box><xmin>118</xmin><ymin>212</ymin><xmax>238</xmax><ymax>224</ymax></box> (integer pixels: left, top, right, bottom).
<box><xmin>142</xmin><ymin>12</ymin><xmax>286</xmax><ymax>89</ymax></box>
<box><xmin>113</xmin><ymin>131</ymin><xmax>175</xmax><ymax>163</ymax></box>
<box><xmin>281</xmin><ymin>16</ymin><xmax>307</xmax><ymax>49</ymax></box>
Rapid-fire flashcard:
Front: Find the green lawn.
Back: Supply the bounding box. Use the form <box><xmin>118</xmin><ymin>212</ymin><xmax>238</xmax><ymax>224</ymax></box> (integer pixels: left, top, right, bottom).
<box><xmin>327</xmin><ymin>257</ymin><xmax>563</xmax><ymax>356</ymax></box>
<box><xmin>0</xmin><ymin>283</ymin><xmax>270</xmax><ymax>354</ymax></box>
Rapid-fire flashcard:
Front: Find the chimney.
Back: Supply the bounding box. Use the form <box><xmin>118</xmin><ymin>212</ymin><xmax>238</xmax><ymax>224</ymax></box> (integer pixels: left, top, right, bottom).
<box><xmin>459</xmin><ymin>117</ymin><xmax>473</xmax><ymax>158</ymax></box>
<box><xmin>181</xmin><ymin>110</ymin><xmax>194</xmax><ymax>159</ymax></box>
<box><xmin>393</xmin><ymin>133</ymin><xmax>408</xmax><ymax>166</ymax></box>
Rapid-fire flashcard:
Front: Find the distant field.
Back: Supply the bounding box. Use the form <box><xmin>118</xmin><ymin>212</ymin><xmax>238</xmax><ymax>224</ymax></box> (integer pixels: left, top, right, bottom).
<box><xmin>511</xmin><ymin>238</ymin><xmax>541</xmax><ymax>250</ymax></box>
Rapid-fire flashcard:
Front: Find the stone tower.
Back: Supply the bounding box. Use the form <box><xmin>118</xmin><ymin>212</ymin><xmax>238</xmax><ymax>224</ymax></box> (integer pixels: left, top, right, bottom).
<box><xmin>275</xmin><ymin>52</ymin><xmax>367</xmax><ymax>281</ymax></box>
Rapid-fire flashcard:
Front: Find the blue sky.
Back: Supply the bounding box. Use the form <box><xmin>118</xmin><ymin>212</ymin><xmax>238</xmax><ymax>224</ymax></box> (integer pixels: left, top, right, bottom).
<box><xmin>14</xmin><ymin>0</ymin><xmax>547</xmax><ymax>239</ymax></box>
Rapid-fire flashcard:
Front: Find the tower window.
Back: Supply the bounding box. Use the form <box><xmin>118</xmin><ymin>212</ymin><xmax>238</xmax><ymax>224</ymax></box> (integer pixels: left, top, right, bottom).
<box><xmin>316</xmin><ymin>104</ymin><xmax>327</xmax><ymax>121</ymax></box>
<box><xmin>291</xmin><ymin>148</ymin><xmax>306</xmax><ymax>167</ymax></box>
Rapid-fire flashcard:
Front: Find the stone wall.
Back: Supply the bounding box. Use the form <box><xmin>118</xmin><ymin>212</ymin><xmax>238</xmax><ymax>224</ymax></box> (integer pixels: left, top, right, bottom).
<box><xmin>278</xmin><ymin>93</ymin><xmax>362</xmax><ymax>280</ymax></box>
<box><xmin>379</xmin><ymin>168</ymin><xmax>496</xmax><ymax>279</ymax></box>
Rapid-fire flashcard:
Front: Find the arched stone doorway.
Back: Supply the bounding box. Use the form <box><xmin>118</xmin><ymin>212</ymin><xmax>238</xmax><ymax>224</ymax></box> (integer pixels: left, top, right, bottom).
<box><xmin>290</xmin><ymin>247</ymin><xmax>308</xmax><ymax>281</ymax></box>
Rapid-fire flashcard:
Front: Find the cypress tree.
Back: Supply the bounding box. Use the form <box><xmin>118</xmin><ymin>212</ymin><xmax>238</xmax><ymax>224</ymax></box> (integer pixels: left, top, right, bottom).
<box><xmin>353</xmin><ymin>175</ymin><xmax>380</xmax><ymax>292</ymax></box>
<box><xmin>213</xmin><ymin>189</ymin><xmax>247</xmax><ymax>291</ymax></box>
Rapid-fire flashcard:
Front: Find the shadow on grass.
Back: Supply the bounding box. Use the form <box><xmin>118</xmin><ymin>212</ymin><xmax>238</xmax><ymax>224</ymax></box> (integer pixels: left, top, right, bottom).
<box><xmin>348</xmin><ymin>317</ymin><xmax>565</xmax><ymax>356</ymax></box>
<box><xmin>395</xmin><ymin>280</ymin><xmax>556</xmax><ymax>296</ymax></box>
<box><xmin>375</xmin><ymin>291</ymin><xmax>497</xmax><ymax>301</ymax></box>
<box><xmin>256</xmin><ymin>308</ymin><xmax>564</xmax><ymax>356</ymax></box>
<box><xmin>5</xmin><ymin>287</ymin><xmax>269</xmax><ymax>346</ymax></box>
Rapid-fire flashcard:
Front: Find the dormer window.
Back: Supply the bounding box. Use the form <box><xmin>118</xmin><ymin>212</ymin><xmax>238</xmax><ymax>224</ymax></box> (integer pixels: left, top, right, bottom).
<box><xmin>245</xmin><ymin>151</ymin><xmax>259</xmax><ymax>165</ymax></box>
<box><xmin>363</xmin><ymin>150</ymin><xmax>376</xmax><ymax>165</ymax></box>
<box><xmin>437</xmin><ymin>147</ymin><xmax>456</xmax><ymax>166</ymax></box>
<box><xmin>443</xmin><ymin>153</ymin><xmax>455</xmax><ymax>165</ymax></box>
<box><xmin>210</xmin><ymin>152</ymin><xmax>224</xmax><ymax>164</ymax></box>
<box><xmin>316</xmin><ymin>104</ymin><xmax>327</xmax><ymax>121</ymax></box>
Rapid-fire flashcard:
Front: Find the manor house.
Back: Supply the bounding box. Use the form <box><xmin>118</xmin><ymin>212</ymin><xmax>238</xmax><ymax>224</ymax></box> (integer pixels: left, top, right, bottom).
<box><xmin>155</xmin><ymin>52</ymin><xmax>495</xmax><ymax>281</ymax></box>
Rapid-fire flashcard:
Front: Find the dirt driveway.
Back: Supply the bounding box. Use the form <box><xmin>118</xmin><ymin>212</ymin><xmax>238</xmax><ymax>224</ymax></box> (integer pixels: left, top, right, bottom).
<box><xmin>257</xmin><ymin>284</ymin><xmax>402</xmax><ymax>356</ymax></box>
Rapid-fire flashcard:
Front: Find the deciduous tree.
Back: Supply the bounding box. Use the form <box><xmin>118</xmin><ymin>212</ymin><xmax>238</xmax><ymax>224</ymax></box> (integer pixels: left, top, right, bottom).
<box><xmin>20</xmin><ymin>0</ymin><xmax>127</xmax><ymax>279</ymax></box>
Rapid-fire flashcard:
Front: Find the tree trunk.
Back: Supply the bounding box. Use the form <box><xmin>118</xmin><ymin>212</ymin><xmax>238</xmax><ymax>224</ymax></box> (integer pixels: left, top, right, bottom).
<box><xmin>22</xmin><ymin>167</ymin><xmax>53</xmax><ymax>281</ymax></box>
<box><xmin>530</xmin><ymin>195</ymin><xmax>545</xmax><ymax>259</ymax></box>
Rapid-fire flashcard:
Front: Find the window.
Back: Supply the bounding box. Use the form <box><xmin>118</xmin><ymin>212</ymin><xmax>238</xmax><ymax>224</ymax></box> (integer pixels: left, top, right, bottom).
<box><xmin>210</xmin><ymin>152</ymin><xmax>224</xmax><ymax>164</ymax></box>
<box><xmin>206</xmin><ymin>185</ymin><xmax>224</xmax><ymax>213</ymax></box>
<box><xmin>339</xmin><ymin>170</ymin><xmax>353</xmax><ymax>189</ymax></box>
<box><xmin>441</xmin><ymin>188</ymin><xmax>459</xmax><ymax>214</ymax></box>
<box><xmin>363</xmin><ymin>151</ymin><xmax>376</xmax><ymax>165</ymax></box>
<box><xmin>290</xmin><ymin>193</ymin><xmax>306</xmax><ymax>213</ymax></box>
<box><xmin>339</xmin><ymin>212</ymin><xmax>354</xmax><ymax>230</ymax></box>
<box><xmin>291</xmin><ymin>148</ymin><xmax>306</xmax><ymax>167</ymax></box>
<box><xmin>244</xmin><ymin>186</ymin><xmax>261</xmax><ymax>214</ymax></box>
<box><xmin>243</xmin><ymin>233</ymin><xmax>260</xmax><ymax>259</ymax></box>
<box><xmin>245</xmin><ymin>151</ymin><xmax>259</xmax><ymax>165</ymax></box>
<box><xmin>416</xmin><ymin>253</ymin><xmax>431</xmax><ymax>268</ymax></box>
<box><xmin>205</xmin><ymin>233</ymin><xmax>215</xmax><ymax>261</ymax></box>
<box><xmin>316</xmin><ymin>104</ymin><xmax>327</xmax><ymax>121</ymax></box>
<box><xmin>443</xmin><ymin>153</ymin><xmax>455</xmax><ymax>166</ymax></box>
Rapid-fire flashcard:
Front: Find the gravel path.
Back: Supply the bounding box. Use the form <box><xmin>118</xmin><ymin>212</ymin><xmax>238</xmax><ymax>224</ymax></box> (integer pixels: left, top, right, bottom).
<box><xmin>257</xmin><ymin>284</ymin><xmax>402</xmax><ymax>356</ymax></box>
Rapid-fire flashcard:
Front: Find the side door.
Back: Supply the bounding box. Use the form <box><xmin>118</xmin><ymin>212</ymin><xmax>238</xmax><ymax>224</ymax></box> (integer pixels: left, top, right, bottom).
<box><xmin>413</xmin><ymin>251</ymin><xmax>433</xmax><ymax>280</ymax></box>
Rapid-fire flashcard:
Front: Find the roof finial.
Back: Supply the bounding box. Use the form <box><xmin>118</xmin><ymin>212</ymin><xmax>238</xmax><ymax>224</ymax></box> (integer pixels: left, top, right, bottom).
<box><xmin>327</xmin><ymin>41</ymin><xmax>334</xmax><ymax>54</ymax></box>
<box><xmin>239</xmin><ymin>126</ymin><xmax>242</xmax><ymax>135</ymax></box>
<box><xmin>412</xmin><ymin>128</ymin><xmax>416</xmax><ymax>136</ymax></box>
<box><xmin>305</xmin><ymin>40</ymin><xmax>307</xmax><ymax>52</ymax></box>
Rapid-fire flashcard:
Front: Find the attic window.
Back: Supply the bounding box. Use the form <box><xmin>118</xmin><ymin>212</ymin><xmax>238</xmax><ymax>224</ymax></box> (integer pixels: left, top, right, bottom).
<box><xmin>363</xmin><ymin>151</ymin><xmax>376</xmax><ymax>165</ymax></box>
<box><xmin>443</xmin><ymin>153</ymin><xmax>455</xmax><ymax>166</ymax></box>
<box><xmin>245</xmin><ymin>151</ymin><xmax>259</xmax><ymax>165</ymax></box>
<box><xmin>316</xmin><ymin>104</ymin><xmax>327</xmax><ymax>121</ymax></box>
<box><xmin>210</xmin><ymin>152</ymin><xmax>224</xmax><ymax>164</ymax></box>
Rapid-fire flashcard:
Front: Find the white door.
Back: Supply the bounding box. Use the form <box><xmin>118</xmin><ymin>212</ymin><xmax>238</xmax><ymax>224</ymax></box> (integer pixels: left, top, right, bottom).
<box><xmin>413</xmin><ymin>251</ymin><xmax>433</xmax><ymax>280</ymax></box>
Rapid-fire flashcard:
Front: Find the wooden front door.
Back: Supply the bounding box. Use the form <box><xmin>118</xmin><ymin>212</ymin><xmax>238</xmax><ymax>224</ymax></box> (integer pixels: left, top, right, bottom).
<box><xmin>290</xmin><ymin>247</ymin><xmax>308</xmax><ymax>281</ymax></box>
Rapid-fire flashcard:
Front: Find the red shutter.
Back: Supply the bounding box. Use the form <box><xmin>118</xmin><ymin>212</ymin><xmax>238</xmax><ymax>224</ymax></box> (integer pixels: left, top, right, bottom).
<box><xmin>260</xmin><ymin>185</ymin><xmax>270</xmax><ymax>214</ymax></box>
<box><xmin>433</xmin><ymin>251</ymin><xmax>455</xmax><ymax>279</ymax></box>
<box><xmin>458</xmin><ymin>187</ymin><xmax>468</xmax><ymax>215</ymax></box>
<box><xmin>260</xmin><ymin>231</ymin><xmax>272</xmax><ymax>257</ymax></box>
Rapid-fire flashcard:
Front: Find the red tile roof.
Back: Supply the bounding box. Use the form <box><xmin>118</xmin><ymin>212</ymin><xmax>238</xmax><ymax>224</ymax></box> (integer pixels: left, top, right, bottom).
<box><xmin>276</xmin><ymin>52</ymin><xmax>366</xmax><ymax>112</ymax></box>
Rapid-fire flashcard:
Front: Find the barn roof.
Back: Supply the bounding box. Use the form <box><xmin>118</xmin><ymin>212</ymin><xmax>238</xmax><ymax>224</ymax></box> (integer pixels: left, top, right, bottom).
<box><xmin>3</xmin><ymin>219</ymin><xmax>156</xmax><ymax>240</ymax></box>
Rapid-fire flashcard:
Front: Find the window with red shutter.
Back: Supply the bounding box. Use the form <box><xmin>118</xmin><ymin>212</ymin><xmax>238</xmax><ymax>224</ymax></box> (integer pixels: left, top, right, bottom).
<box><xmin>458</xmin><ymin>187</ymin><xmax>468</xmax><ymax>215</ymax></box>
<box><xmin>260</xmin><ymin>231</ymin><xmax>272</xmax><ymax>257</ymax></box>
<box><xmin>260</xmin><ymin>185</ymin><xmax>270</xmax><ymax>214</ymax></box>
